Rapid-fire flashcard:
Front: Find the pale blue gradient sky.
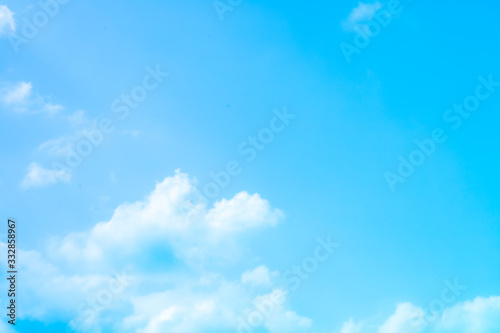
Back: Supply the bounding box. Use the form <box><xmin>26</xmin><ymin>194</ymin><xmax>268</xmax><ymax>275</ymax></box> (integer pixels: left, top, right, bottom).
<box><xmin>0</xmin><ymin>0</ymin><xmax>499</xmax><ymax>332</ymax></box>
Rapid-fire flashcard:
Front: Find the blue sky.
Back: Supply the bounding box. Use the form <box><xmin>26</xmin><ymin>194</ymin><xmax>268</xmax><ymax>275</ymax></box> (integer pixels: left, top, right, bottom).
<box><xmin>0</xmin><ymin>0</ymin><xmax>500</xmax><ymax>332</ymax></box>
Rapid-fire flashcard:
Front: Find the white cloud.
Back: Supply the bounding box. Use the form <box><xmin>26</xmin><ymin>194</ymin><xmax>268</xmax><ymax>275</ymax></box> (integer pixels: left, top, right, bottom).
<box><xmin>37</xmin><ymin>113</ymin><xmax>95</xmax><ymax>158</ymax></box>
<box><xmin>342</xmin><ymin>2</ymin><xmax>382</xmax><ymax>32</ymax></box>
<box><xmin>8</xmin><ymin>171</ymin><xmax>309</xmax><ymax>332</ymax></box>
<box><xmin>11</xmin><ymin>170</ymin><xmax>500</xmax><ymax>333</ymax></box>
<box><xmin>436</xmin><ymin>296</ymin><xmax>500</xmax><ymax>332</ymax></box>
<box><xmin>41</xmin><ymin>101</ymin><xmax>64</xmax><ymax>114</ymax></box>
<box><xmin>378</xmin><ymin>303</ymin><xmax>425</xmax><ymax>333</ymax></box>
<box><xmin>241</xmin><ymin>265</ymin><xmax>274</xmax><ymax>287</ymax></box>
<box><xmin>3</xmin><ymin>81</ymin><xmax>31</xmax><ymax>104</ymax></box>
<box><xmin>262</xmin><ymin>293</ymin><xmax>313</xmax><ymax>332</ymax></box>
<box><xmin>10</xmin><ymin>172</ymin><xmax>312</xmax><ymax>333</ymax></box>
<box><xmin>52</xmin><ymin>171</ymin><xmax>283</xmax><ymax>267</ymax></box>
<box><xmin>20</xmin><ymin>162</ymin><xmax>71</xmax><ymax>188</ymax></box>
<box><xmin>124</xmin><ymin>277</ymin><xmax>243</xmax><ymax>333</ymax></box>
<box><xmin>1</xmin><ymin>81</ymin><xmax>63</xmax><ymax>114</ymax></box>
<box><xmin>0</xmin><ymin>242</ymin><xmax>128</xmax><ymax>324</ymax></box>
<box><xmin>123</xmin><ymin>281</ymin><xmax>311</xmax><ymax>333</ymax></box>
<box><xmin>337</xmin><ymin>296</ymin><xmax>500</xmax><ymax>333</ymax></box>
<box><xmin>66</xmin><ymin>110</ymin><xmax>87</xmax><ymax>126</ymax></box>
<box><xmin>0</xmin><ymin>5</ymin><xmax>15</xmax><ymax>36</ymax></box>
<box><xmin>38</xmin><ymin>135</ymin><xmax>75</xmax><ymax>157</ymax></box>
<box><xmin>206</xmin><ymin>191</ymin><xmax>283</xmax><ymax>232</ymax></box>
<box><xmin>14</xmin><ymin>170</ymin><xmax>500</xmax><ymax>333</ymax></box>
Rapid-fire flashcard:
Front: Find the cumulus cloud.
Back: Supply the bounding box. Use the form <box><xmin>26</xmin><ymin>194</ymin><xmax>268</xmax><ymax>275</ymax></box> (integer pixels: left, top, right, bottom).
<box><xmin>1</xmin><ymin>81</ymin><xmax>63</xmax><ymax>114</ymax></box>
<box><xmin>124</xmin><ymin>277</ymin><xmax>247</xmax><ymax>333</ymax></box>
<box><xmin>0</xmin><ymin>5</ymin><xmax>15</xmax><ymax>36</ymax></box>
<box><xmin>123</xmin><ymin>277</ymin><xmax>310</xmax><ymax>333</ymax></box>
<box><xmin>52</xmin><ymin>171</ymin><xmax>283</xmax><ymax>268</ymax></box>
<box><xmin>10</xmin><ymin>170</ymin><xmax>500</xmax><ymax>333</ymax></box>
<box><xmin>10</xmin><ymin>171</ymin><xmax>307</xmax><ymax>332</ymax></box>
<box><xmin>20</xmin><ymin>162</ymin><xmax>71</xmax><ymax>188</ymax></box>
<box><xmin>206</xmin><ymin>191</ymin><xmax>283</xmax><ymax>232</ymax></box>
<box><xmin>342</xmin><ymin>2</ymin><xmax>382</xmax><ymax>32</ymax></box>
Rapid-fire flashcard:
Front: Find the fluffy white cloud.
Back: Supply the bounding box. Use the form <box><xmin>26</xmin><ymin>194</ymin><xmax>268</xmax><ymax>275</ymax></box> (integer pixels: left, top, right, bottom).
<box><xmin>11</xmin><ymin>170</ymin><xmax>500</xmax><ymax>333</ymax></box>
<box><xmin>122</xmin><ymin>276</ymin><xmax>310</xmax><ymax>333</ymax></box>
<box><xmin>124</xmin><ymin>276</ymin><xmax>244</xmax><ymax>333</ymax></box>
<box><xmin>0</xmin><ymin>5</ymin><xmax>15</xmax><ymax>36</ymax></box>
<box><xmin>20</xmin><ymin>162</ymin><xmax>71</xmax><ymax>188</ymax></box>
<box><xmin>342</xmin><ymin>2</ymin><xmax>382</xmax><ymax>31</ymax></box>
<box><xmin>52</xmin><ymin>171</ymin><xmax>283</xmax><ymax>268</ymax></box>
<box><xmin>206</xmin><ymin>191</ymin><xmax>283</xmax><ymax>232</ymax></box>
<box><xmin>10</xmin><ymin>171</ymin><xmax>308</xmax><ymax>332</ymax></box>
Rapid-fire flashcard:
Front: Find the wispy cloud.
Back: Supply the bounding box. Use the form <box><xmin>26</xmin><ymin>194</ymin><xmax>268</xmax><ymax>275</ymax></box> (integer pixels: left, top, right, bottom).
<box><xmin>3</xmin><ymin>81</ymin><xmax>31</xmax><ymax>104</ymax></box>
<box><xmin>1</xmin><ymin>81</ymin><xmax>64</xmax><ymax>115</ymax></box>
<box><xmin>342</xmin><ymin>1</ymin><xmax>382</xmax><ymax>32</ymax></box>
<box><xmin>241</xmin><ymin>265</ymin><xmax>276</xmax><ymax>287</ymax></box>
<box><xmin>20</xmin><ymin>162</ymin><xmax>71</xmax><ymax>188</ymax></box>
<box><xmin>66</xmin><ymin>109</ymin><xmax>87</xmax><ymax>126</ymax></box>
<box><xmin>122</xmin><ymin>129</ymin><xmax>141</xmax><ymax>138</ymax></box>
<box><xmin>0</xmin><ymin>5</ymin><xmax>15</xmax><ymax>37</ymax></box>
<box><xmin>38</xmin><ymin>135</ymin><xmax>75</xmax><ymax>157</ymax></box>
